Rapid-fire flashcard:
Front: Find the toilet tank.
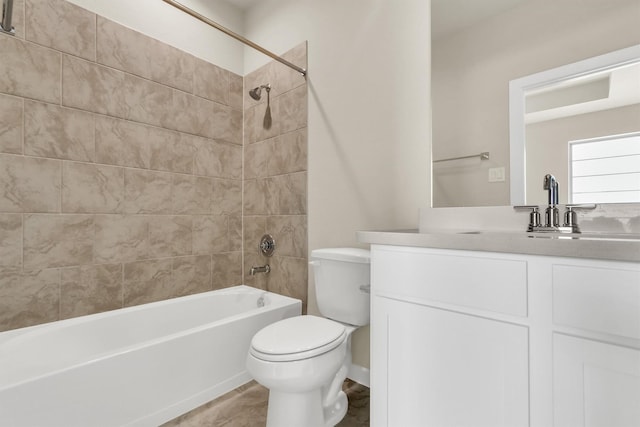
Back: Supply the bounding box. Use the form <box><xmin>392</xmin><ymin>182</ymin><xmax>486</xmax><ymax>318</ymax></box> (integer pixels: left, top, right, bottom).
<box><xmin>311</xmin><ymin>248</ymin><xmax>371</xmax><ymax>326</ymax></box>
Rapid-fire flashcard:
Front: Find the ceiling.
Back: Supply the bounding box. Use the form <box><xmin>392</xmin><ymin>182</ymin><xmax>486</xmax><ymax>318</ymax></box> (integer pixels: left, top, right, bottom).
<box><xmin>221</xmin><ymin>0</ymin><xmax>530</xmax><ymax>38</ymax></box>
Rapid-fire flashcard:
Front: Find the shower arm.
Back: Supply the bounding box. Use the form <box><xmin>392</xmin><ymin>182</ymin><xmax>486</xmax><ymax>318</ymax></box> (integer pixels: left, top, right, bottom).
<box><xmin>1</xmin><ymin>0</ymin><xmax>15</xmax><ymax>35</ymax></box>
<box><xmin>162</xmin><ymin>0</ymin><xmax>307</xmax><ymax>77</ymax></box>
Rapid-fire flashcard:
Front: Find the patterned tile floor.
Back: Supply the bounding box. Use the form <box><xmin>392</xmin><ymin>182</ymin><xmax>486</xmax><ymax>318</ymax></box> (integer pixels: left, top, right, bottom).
<box><xmin>164</xmin><ymin>379</ymin><xmax>370</xmax><ymax>427</ymax></box>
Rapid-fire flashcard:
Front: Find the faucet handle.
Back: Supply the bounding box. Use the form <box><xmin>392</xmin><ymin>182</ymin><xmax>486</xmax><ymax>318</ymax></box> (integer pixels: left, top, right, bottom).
<box><xmin>564</xmin><ymin>204</ymin><xmax>597</xmax><ymax>210</ymax></box>
<box><xmin>562</xmin><ymin>204</ymin><xmax>597</xmax><ymax>233</ymax></box>
<box><xmin>514</xmin><ymin>205</ymin><xmax>541</xmax><ymax>231</ymax></box>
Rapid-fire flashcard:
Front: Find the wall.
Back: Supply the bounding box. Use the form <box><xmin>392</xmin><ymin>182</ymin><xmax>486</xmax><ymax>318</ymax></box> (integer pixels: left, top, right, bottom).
<box><xmin>0</xmin><ymin>0</ymin><xmax>243</xmax><ymax>332</ymax></box>
<box><xmin>432</xmin><ymin>0</ymin><xmax>640</xmax><ymax>207</ymax></box>
<box><xmin>66</xmin><ymin>0</ymin><xmax>246</xmax><ymax>74</ymax></box>
<box><xmin>242</xmin><ymin>43</ymin><xmax>309</xmax><ymax>307</ymax></box>
<box><xmin>243</xmin><ymin>0</ymin><xmax>432</xmax><ymax>370</ymax></box>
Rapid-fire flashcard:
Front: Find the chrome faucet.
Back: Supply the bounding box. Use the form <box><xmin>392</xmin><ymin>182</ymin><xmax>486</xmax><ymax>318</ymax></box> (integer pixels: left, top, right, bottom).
<box><xmin>250</xmin><ymin>264</ymin><xmax>270</xmax><ymax>276</ymax></box>
<box><xmin>514</xmin><ymin>173</ymin><xmax>596</xmax><ymax>233</ymax></box>
<box><xmin>543</xmin><ymin>174</ymin><xmax>559</xmax><ymax>228</ymax></box>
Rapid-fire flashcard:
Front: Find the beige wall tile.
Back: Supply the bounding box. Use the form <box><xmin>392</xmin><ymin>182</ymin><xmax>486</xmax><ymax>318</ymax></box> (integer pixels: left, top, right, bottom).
<box><xmin>25</xmin><ymin>0</ymin><xmax>96</xmax><ymax>60</ymax></box>
<box><xmin>60</xmin><ymin>263</ymin><xmax>122</xmax><ymax>319</ymax></box>
<box><xmin>271</xmin><ymin>129</ymin><xmax>307</xmax><ymax>175</ymax></box>
<box><xmin>244</xmin><ymin>140</ymin><xmax>269</xmax><ymax>179</ymax></box>
<box><xmin>266</xmin><ymin>256</ymin><xmax>307</xmax><ymax>305</ymax></box>
<box><xmin>97</xmin><ymin>17</ymin><xmax>193</xmax><ymax>93</ymax></box>
<box><xmin>229</xmin><ymin>73</ymin><xmax>243</xmax><ymax>111</ymax></box>
<box><xmin>243</xmin><ymin>179</ymin><xmax>268</xmax><ymax>216</ymax></box>
<box><xmin>0</xmin><ymin>94</ymin><xmax>23</xmax><ymax>154</ymax></box>
<box><xmin>94</xmin><ymin>215</ymin><xmax>148</xmax><ymax>264</ymax></box>
<box><xmin>62</xmin><ymin>162</ymin><xmax>124</xmax><ymax>213</ymax></box>
<box><xmin>274</xmin><ymin>42</ymin><xmax>308</xmax><ymax>97</ymax></box>
<box><xmin>266</xmin><ymin>215</ymin><xmax>307</xmax><ymax>258</ymax></box>
<box><xmin>0</xmin><ymin>214</ymin><xmax>22</xmax><ymax>267</ymax></box>
<box><xmin>151</xmin><ymin>132</ymin><xmax>195</xmax><ymax>174</ymax></box>
<box><xmin>243</xmin><ymin>216</ymin><xmax>266</xmax><ymax>257</ymax></box>
<box><xmin>244</xmin><ymin>100</ymin><xmax>280</xmax><ymax>144</ymax></box>
<box><xmin>124</xmin><ymin>258</ymin><xmax>173</xmax><ymax>306</ymax></box>
<box><xmin>228</xmin><ymin>108</ymin><xmax>243</xmax><ymax>146</ymax></box>
<box><xmin>172</xmin><ymin>175</ymin><xmax>212</xmax><ymax>215</ymax></box>
<box><xmin>194</xmin><ymin>58</ymin><xmax>229</xmax><ymax>105</ymax></box>
<box><xmin>95</xmin><ymin>116</ymin><xmax>151</xmax><ymax>169</ymax></box>
<box><xmin>124</xmin><ymin>169</ymin><xmax>172</xmax><ymax>214</ymax></box>
<box><xmin>24</xmin><ymin>214</ymin><xmax>93</xmax><ymax>270</ymax></box>
<box><xmin>0</xmin><ymin>35</ymin><xmax>60</xmax><ymax>103</ymax></box>
<box><xmin>123</xmin><ymin>73</ymin><xmax>173</xmax><ymax>128</ymax></box>
<box><xmin>212</xmin><ymin>252</ymin><xmax>242</xmax><ymax>290</ymax></box>
<box><xmin>149</xmin><ymin>215</ymin><xmax>192</xmax><ymax>258</ymax></box>
<box><xmin>277</xmin><ymin>84</ymin><xmax>308</xmax><ymax>134</ymax></box>
<box><xmin>0</xmin><ymin>154</ymin><xmax>60</xmax><ymax>213</ymax></box>
<box><xmin>193</xmin><ymin>215</ymin><xmax>229</xmax><ymax>254</ymax></box>
<box><xmin>212</xmin><ymin>178</ymin><xmax>242</xmax><ymax>216</ymax></box>
<box><xmin>245</xmin><ymin>129</ymin><xmax>307</xmax><ymax>179</ymax></box>
<box><xmin>168</xmin><ymin>90</ymin><xmax>213</xmax><ymax>137</ymax></box>
<box><xmin>62</xmin><ymin>55</ymin><xmax>125</xmax><ymax>117</ymax></box>
<box><xmin>266</xmin><ymin>172</ymin><xmax>307</xmax><ymax>215</ymax></box>
<box><xmin>0</xmin><ymin>267</ymin><xmax>60</xmax><ymax>331</ymax></box>
<box><xmin>25</xmin><ymin>100</ymin><xmax>95</xmax><ymax>162</ymax></box>
<box><xmin>209</xmin><ymin>102</ymin><xmax>242</xmax><ymax>145</ymax></box>
<box><xmin>228</xmin><ymin>216</ymin><xmax>242</xmax><ymax>252</ymax></box>
<box><xmin>172</xmin><ymin>255</ymin><xmax>211</xmax><ymax>297</ymax></box>
<box><xmin>193</xmin><ymin>136</ymin><xmax>242</xmax><ymax>179</ymax></box>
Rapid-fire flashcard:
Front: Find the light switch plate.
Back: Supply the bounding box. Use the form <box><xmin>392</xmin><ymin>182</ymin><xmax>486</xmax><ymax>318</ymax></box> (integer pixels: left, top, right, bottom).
<box><xmin>489</xmin><ymin>167</ymin><xmax>505</xmax><ymax>182</ymax></box>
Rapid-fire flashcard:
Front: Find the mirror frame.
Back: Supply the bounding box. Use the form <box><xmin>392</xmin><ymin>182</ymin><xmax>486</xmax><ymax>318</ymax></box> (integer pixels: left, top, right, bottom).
<box><xmin>508</xmin><ymin>44</ymin><xmax>640</xmax><ymax>205</ymax></box>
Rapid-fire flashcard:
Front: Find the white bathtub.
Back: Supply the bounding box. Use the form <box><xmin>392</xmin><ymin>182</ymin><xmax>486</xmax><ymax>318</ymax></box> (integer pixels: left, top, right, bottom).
<box><xmin>0</xmin><ymin>285</ymin><xmax>301</xmax><ymax>426</ymax></box>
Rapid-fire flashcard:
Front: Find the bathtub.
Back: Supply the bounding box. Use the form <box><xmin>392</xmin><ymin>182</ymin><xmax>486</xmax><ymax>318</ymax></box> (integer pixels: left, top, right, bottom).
<box><xmin>0</xmin><ymin>285</ymin><xmax>301</xmax><ymax>426</ymax></box>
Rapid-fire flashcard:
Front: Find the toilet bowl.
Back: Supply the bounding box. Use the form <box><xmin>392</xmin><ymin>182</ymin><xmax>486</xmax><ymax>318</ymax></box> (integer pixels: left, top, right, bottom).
<box><xmin>246</xmin><ymin>248</ymin><xmax>370</xmax><ymax>427</ymax></box>
<box><xmin>247</xmin><ymin>316</ymin><xmax>355</xmax><ymax>427</ymax></box>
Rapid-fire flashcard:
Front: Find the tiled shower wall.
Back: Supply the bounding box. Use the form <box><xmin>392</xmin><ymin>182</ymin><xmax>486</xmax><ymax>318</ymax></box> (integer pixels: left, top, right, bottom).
<box><xmin>242</xmin><ymin>44</ymin><xmax>308</xmax><ymax>307</ymax></box>
<box><xmin>0</xmin><ymin>0</ymin><xmax>247</xmax><ymax>332</ymax></box>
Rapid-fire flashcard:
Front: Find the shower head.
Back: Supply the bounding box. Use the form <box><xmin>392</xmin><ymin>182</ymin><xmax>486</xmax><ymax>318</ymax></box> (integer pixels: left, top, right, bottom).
<box><xmin>249</xmin><ymin>84</ymin><xmax>271</xmax><ymax>100</ymax></box>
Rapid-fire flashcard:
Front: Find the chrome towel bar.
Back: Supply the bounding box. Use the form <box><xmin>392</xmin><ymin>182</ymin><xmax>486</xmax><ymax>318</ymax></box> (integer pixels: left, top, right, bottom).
<box><xmin>433</xmin><ymin>151</ymin><xmax>490</xmax><ymax>163</ymax></box>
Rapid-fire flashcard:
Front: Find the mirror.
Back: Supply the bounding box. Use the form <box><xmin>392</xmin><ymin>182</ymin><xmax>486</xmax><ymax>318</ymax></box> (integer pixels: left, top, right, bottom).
<box><xmin>510</xmin><ymin>45</ymin><xmax>640</xmax><ymax>205</ymax></box>
<box><xmin>431</xmin><ymin>0</ymin><xmax>640</xmax><ymax>207</ymax></box>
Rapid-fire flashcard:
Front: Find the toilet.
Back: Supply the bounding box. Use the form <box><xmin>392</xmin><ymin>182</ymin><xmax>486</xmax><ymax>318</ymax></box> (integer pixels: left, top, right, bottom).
<box><xmin>246</xmin><ymin>248</ymin><xmax>370</xmax><ymax>427</ymax></box>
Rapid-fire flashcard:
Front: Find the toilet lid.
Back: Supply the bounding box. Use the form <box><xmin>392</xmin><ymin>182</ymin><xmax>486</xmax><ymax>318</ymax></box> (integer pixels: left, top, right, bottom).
<box><xmin>250</xmin><ymin>315</ymin><xmax>346</xmax><ymax>362</ymax></box>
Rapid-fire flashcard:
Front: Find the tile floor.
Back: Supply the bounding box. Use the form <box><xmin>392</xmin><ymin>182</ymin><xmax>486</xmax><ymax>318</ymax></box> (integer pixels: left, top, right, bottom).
<box><xmin>163</xmin><ymin>379</ymin><xmax>370</xmax><ymax>426</ymax></box>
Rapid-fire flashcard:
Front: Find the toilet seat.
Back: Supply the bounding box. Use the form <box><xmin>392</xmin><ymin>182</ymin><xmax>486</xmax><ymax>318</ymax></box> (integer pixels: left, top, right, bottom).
<box><xmin>250</xmin><ymin>315</ymin><xmax>347</xmax><ymax>362</ymax></box>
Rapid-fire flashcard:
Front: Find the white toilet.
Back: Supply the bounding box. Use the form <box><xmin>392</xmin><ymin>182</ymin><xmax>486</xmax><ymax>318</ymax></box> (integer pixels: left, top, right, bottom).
<box><xmin>246</xmin><ymin>248</ymin><xmax>371</xmax><ymax>427</ymax></box>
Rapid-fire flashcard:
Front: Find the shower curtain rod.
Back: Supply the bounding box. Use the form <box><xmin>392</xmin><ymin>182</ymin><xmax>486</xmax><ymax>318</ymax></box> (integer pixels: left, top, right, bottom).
<box><xmin>162</xmin><ymin>0</ymin><xmax>307</xmax><ymax>76</ymax></box>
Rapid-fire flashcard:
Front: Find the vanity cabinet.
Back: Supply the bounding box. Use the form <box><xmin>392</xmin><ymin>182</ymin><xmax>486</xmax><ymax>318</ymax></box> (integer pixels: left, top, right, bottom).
<box><xmin>370</xmin><ymin>245</ymin><xmax>640</xmax><ymax>427</ymax></box>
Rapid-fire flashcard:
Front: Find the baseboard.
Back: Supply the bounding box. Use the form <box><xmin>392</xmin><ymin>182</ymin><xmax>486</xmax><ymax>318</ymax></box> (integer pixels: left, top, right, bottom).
<box><xmin>347</xmin><ymin>363</ymin><xmax>370</xmax><ymax>388</ymax></box>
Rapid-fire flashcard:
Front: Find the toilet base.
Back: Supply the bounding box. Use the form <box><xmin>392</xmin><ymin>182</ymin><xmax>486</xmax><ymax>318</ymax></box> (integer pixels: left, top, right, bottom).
<box><xmin>265</xmin><ymin>388</ymin><xmax>348</xmax><ymax>427</ymax></box>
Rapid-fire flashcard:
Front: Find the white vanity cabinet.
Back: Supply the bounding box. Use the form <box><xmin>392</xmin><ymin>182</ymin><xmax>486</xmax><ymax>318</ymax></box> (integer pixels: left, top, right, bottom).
<box><xmin>370</xmin><ymin>244</ymin><xmax>640</xmax><ymax>427</ymax></box>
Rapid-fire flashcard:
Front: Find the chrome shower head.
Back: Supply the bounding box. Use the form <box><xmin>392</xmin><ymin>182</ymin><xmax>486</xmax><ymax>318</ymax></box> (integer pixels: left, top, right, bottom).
<box><xmin>249</xmin><ymin>84</ymin><xmax>271</xmax><ymax>100</ymax></box>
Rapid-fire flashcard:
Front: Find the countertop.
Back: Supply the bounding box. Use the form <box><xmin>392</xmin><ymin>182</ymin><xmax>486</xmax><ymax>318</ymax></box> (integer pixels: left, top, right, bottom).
<box><xmin>357</xmin><ymin>229</ymin><xmax>640</xmax><ymax>263</ymax></box>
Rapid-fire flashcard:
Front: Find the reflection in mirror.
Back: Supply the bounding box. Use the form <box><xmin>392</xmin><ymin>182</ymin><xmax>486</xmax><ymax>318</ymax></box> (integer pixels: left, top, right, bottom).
<box><xmin>510</xmin><ymin>46</ymin><xmax>640</xmax><ymax>205</ymax></box>
<box><xmin>431</xmin><ymin>0</ymin><xmax>640</xmax><ymax>208</ymax></box>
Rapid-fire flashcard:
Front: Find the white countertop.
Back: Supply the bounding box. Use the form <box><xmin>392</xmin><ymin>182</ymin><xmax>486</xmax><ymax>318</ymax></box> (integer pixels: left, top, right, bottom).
<box><xmin>357</xmin><ymin>229</ymin><xmax>640</xmax><ymax>263</ymax></box>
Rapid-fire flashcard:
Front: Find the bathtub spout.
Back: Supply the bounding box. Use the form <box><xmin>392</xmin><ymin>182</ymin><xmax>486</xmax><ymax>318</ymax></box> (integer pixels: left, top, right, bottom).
<box><xmin>250</xmin><ymin>264</ymin><xmax>270</xmax><ymax>276</ymax></box>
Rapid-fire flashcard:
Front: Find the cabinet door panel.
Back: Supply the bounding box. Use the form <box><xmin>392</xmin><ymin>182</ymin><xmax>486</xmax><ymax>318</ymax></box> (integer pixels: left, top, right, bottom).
<box><xmin>552</xmin><ymin>264</ymin><xmax>640</xmax><ymax>339</ymax></box>
<box><xmin>553</xmin><ymin>334</ymin><xmax>640</xmax><ymax>427</ymax></box>
<box><xmin>377</xmin><ymin>298</ymin><xmax>529</xmax><ymax>427</ymax></box>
